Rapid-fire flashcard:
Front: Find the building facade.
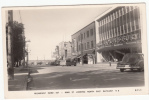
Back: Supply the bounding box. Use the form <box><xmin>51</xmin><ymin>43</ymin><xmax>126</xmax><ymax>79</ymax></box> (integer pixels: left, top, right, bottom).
<box><xmin>54</xmin><ymin>41</ymin><xmax>72</xmax><ymax>60</ymax></box>
<box><xmin>95</xmin><ymin>6</ymin><xmax>142</xmax><ymax>62</ymax></box>
<box><xmin>71</xmin><ymin>22</ymin><xmax>97</xmax><ymax>64</ymax></box>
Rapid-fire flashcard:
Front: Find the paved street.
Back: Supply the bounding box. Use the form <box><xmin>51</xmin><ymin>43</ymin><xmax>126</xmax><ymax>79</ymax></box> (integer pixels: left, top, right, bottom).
<box><xmin>28</xmin><ymin>64</ymin><xmax>144</xmax><ymax>90</ymax></box>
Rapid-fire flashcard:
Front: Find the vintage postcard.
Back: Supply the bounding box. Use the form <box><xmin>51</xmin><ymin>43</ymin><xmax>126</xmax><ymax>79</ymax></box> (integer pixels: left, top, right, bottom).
<box><xmin>2</xmin><ymin>3</ymin><xmax>149</xmax><ymax>99</ymax></box>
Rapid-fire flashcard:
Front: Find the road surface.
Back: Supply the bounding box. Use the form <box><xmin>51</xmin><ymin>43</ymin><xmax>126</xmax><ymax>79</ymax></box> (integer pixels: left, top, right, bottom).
<box><xmin>28</xmin><ymin>64</ymin><xmax>144</xmax><ymax>90</ymax></box>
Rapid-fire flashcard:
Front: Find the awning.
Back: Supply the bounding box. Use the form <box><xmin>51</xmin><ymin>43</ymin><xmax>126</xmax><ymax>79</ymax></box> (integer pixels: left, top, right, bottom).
<box><xmin>83</xmin><ymin>49</ymin><xmax>95</xmax><ymax>55</ymax></box>
<box><xmin>70</xmin><ymin>55</ymin><xmax>78</xmax><ymax>59</ymax></box>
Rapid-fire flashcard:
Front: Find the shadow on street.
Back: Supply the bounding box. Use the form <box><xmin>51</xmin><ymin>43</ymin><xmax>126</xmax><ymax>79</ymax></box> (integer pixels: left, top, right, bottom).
<box><xmin>28</xmin><ymin>67</ymin><xmax>144</xmax><ymax>90</ymax></box>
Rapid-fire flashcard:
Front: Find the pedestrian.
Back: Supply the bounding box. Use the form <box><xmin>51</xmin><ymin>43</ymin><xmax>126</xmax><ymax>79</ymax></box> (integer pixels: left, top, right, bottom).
<box><xmin>109</xmin><ymin>60</ymin><xmax>111</xmax><ymax>66</ymax></box>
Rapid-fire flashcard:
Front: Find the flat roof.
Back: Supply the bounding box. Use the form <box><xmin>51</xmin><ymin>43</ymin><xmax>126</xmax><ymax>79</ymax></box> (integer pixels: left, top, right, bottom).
<box><xmin>95</xmin><ymin>6</ymin><xmax>118</xmax><ymax>21</ymax></box>
<box><xmin>71</xmin><ymin>21</ymin><xmax>95</xmax><ymax>37</ymax></box>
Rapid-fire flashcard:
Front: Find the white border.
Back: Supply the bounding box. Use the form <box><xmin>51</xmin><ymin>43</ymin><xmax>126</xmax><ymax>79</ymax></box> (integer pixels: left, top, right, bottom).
<box><xmin>0</xmin><ymin>1</ymin><xmax>149</xmax><ymax>100</ymax></box>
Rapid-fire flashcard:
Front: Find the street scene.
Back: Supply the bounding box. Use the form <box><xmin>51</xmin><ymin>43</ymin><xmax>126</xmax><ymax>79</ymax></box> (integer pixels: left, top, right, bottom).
<box><xmin>5</xmin><ymin>4</ymin><xmax>145</xmax><ymax>91</ymax></box>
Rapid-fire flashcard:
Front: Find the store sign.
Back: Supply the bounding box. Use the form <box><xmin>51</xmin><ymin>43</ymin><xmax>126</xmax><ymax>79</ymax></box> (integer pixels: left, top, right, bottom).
<box><xmin>98</xmin><ymin>32</ymin><xmax>141</xmax><ymax>48</ymax></box>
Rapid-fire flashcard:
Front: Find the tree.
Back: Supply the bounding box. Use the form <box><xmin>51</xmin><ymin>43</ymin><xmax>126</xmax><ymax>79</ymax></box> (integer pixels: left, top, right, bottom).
<box><xmin>12</xmin><ymin>21</ymin><xmax>25</xmax><ymax>67</ymax></box>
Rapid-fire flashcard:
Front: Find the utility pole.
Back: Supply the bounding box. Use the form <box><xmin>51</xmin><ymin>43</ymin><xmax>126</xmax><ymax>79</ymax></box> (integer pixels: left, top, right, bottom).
<box><xmin>25</xmin><ymin>40</ymin><xmax>30</xmax><ymax>67</ymax></box>
<box><xmin>26</xmin><ymin>44</ymin><xmax>28</xmax><ymax>67</ymax></box>
<box><xmin>23</xmin><ymin>35</ymin><xmax>25</xmax><ymax>67</ymax></box>
<box><xmin>7</xmin><ymin>10</ymin><xmax>14</xmax><ymax>80</ymax></box>
<box><xmin>80</xmin><ymin>33</ymin><xmax>83</xmax><ymax>65</ymax></box>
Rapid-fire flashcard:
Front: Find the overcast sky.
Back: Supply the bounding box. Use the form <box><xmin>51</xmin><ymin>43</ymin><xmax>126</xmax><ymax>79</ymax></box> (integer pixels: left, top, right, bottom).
<box><xmin>13</xmin><ymin>5</ymin><xmax>110</xmax><ymax>60</ymax></box>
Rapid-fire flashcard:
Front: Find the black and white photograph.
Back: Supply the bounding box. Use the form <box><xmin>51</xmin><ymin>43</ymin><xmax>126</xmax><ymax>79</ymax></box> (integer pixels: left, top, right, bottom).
<box><xmin>2</xmin><ymin>3</ymin><xmax>148</xmax><ymax>99</ymax></box>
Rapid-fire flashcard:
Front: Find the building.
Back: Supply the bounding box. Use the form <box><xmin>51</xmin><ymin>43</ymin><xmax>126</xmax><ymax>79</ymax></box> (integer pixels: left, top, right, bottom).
<box><xmin>65</xmin><ymin>41</ymin><xmax>72</xmax><ymax>59</ymax></box>
<box><xmin>95</xmin><ymin>6</ymin><xmax>142</xmax><ymax>62</ymax></box>
<box><xmin>53</xmin><ymin>41</ymin><xmax>72</xmax><ymax>60</ymax></box>
<box><xmin>71</xmin><ymin>21</ymin><xmax>97</xmax><ymax>64</ymax></box>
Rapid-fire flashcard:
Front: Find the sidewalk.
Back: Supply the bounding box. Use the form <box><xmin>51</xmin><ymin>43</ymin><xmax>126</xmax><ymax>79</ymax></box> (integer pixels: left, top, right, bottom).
<box><xmin>76</xmin><ymin>62</ymin><xmax>117</xmax><ymax>67</ymax></box>
<box><xmin>8</xmin><ymin>66</ymin><xmax>29</xmax><ymax>91</ymax></box>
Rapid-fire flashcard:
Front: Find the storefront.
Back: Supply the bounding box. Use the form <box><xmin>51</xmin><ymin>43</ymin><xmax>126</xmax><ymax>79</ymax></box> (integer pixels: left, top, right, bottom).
<box><xmin>95</xmin><ymin>6</ymin><xmax>142</xmax><ymax>62</ymax></box>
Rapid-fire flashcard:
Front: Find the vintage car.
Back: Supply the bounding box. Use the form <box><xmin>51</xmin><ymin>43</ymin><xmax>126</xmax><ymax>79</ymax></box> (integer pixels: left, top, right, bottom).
<box><xmin>116</xmin><ymin>53</ymin><xmax>144</xmax><ymax>72</ymax></box>
<box><xmin>54</xmin><ymin>60</ymin><xmax>60</xmax><ymax>66</ymax></box>
<box><xmin>66</xmin><ymin>58</ymin><xmax>77</xmax><ymax>66</ymax></box>
<box><xmin>37</xmin><ymin>62</ymin><xmax>42</xmax><ymax>65</ymax></box>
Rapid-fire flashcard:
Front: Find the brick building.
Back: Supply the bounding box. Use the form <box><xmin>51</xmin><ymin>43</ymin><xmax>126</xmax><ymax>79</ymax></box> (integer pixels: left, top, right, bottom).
<box><xmin>71</xmin><ymin>22</ymin><xmax>97</xmax><ymax>64</ymax></box>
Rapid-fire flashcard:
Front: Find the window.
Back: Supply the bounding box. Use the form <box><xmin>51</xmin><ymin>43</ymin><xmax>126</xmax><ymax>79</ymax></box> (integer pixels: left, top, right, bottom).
<box><xmin>64</xmin><ymin>43</ymin><xmax>67</xmax><ymax>47</ymax></box>
<box><xmin>134</xmin><ymin>7</ymin><xmax>140</xmax><ymax>29</ymax></box>
<box><xmin>122</xmin><ymin>8</ymin><xmax>124</xmax><ymax>15</ymax></box>
<box><xmin>81</xmin><ymin>44</ymin><xmax>83</xmax><ymax>51</ymax></box>
<box><xmin>84</xmin><ymin>33</ymin><xmax>85</xmax><ymax>39</ymax></box>
<box><xmin>126</xmin><ymin>6</ymin><xmax>130</xmax><ymax>13</ymax></box>
<box><xmin>91</xmin><ymin>41</ymin><xmax>94</xmax><ymax>48</ymax></box>
<box><xmin>87</xmin><ymin>42</ymin><xmax>90</xmax><ymax>49</ymax></box>
<box><xmin>77</xmin><ymin>42</ymin><xmax>78</xmax><ymax>51</ymax></box>
<box><xmin>90</xmin><ymin>29</ymin><xmax>94</xmax><ymax>36</ymax></box>
<box><xmin>81</xmin><ymin>34</ymin><xmax>83</xmax><ymax>40</ymax></box>
<box><xmin>87</xmin><ymin>31</ymin><xmax>89</xmax><ymax>37</ymax></box>
<box><xmin>79</xmin><ymin>35</ymin><xmax>81</xmax><ymax>41</ymax></box>
<box><xmin>79</xmin><ymin>45</ymin><xmax>80</xmax><ymax>51</ymax></box>
<box><xmin>78</xmin><ymin>36</ymin><xmax>80</xmax><ymax>41</ymax></box>
<box><xmin>85</xmin><ymin>43</ymin><xmax>86</xmax><ymax>50</ymax></box>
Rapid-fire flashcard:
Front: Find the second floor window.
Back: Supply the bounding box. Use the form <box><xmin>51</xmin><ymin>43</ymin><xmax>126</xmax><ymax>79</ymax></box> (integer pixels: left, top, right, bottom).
<box><xmin>84</xmin><ymin>33</ymin><xmax>85</xmax><ymax>39</ymax></box>
<box><xmin>90</xmin><ymin>29</ymin><xmax>94</xmax><ymax>36</ymax></box>
<box><xmin>81</xmin><ymin>34</ymin><xmax>83</xmax><ymax>40</ymax></box>
<box><xmin>87</xmin><ymin>31</ymin><xmax>89</xmax><ymax>37</ymax></box>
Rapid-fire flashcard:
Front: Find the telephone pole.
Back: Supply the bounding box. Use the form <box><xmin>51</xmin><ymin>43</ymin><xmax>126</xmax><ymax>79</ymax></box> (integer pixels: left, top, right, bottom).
<box><xmin>80</xmin><ymin>33</ymin><xmax>83</xmax><ymax>65</ymax></box>
<box><xmin>7</xmin><ymin>10</ymin><xmax>14</xmax><ymax>80</ymax></box>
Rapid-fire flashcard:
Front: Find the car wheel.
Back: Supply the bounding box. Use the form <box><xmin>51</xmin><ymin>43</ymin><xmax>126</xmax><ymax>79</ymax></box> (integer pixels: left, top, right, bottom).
<box><xmin>138</xmin><ymin>61</ymin><xmax>144</xmax><ymax>72</ymax></box>
<box><xmin>120</xmin><ymin>69</ymin><xmax>124</xmax><ymax>72</ymax></box>
<box><xmin>131</xmin><ymin>69</ymin><xmax>133</xmax><ymax>71</ymax></box>
<box><xmin>138</xmin><ymin>68</ymin><xmax>143</xmax><ymax>72</ymax></box>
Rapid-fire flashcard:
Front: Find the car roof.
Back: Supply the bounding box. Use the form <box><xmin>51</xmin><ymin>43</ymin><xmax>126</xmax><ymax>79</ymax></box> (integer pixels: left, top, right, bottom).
<box><xmin>125</xmin><ymin>53</ymin><xmax>143</xmax><ymax>55</ymax></box>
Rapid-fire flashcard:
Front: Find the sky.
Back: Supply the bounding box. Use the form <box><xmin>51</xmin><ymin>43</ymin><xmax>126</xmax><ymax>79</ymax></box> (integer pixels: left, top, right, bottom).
<box><xmin>13</xmin><ymin>5</ymin><xmax>110</xmax><ymax>60</ymax></box>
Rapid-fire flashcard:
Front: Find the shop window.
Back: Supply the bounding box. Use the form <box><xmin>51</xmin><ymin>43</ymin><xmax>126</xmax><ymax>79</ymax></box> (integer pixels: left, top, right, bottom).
<box><xmin>87</xmin><ymin>42</ymin><xmax>90</xmax><ymax>49</ymax></box>
<box><xmin>91</xmin><ymin>41</ymin><xmax>94</xmax><ymax>48</ymax></box>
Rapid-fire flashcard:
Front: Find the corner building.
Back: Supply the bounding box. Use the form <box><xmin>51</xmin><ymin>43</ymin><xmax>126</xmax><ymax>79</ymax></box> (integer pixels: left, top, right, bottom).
<box><xmin>95</xmin><ymin>6</ymin><xmax>142</xmax><ymax>62</ymax></box>
<box><xmin>71</xmin><ymin>22</ymin><xmax>97</xmax><ymax>64</ymax></box>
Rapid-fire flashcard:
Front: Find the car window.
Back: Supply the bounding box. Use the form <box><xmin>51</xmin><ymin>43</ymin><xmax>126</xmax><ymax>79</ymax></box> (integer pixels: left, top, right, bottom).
<box><xmin>122</xmin><ymin>54</ymin><xmax>141</xmax><ymax>63</ymax></box>
<box><xmin>122</xmin><ymin>54</ymin><xmax>130</xmax><ymax>62</ymax></box>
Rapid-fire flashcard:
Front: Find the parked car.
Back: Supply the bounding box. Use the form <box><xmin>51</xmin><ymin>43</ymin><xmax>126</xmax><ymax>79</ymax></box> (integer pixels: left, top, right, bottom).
<box><xmin>50</xmin><ymin>60</ymin><xmax>60</xmax><ymax>66</ymax></box>
<box><xmin>37</xmin><ymin>62</ymin><xmax>42</xmax><ymax>65</ymax></box>
<box><xmin>66</xmin><ymin>58</ymin><xmax>77</xmax><ymax>66</ymax></box>
<box><xmin>54</xmin><ymin>60</ymin><xmax>60</xmax><ymax>66</ymax></box>
<box><xmin>116</xmin><ymin>53</ymin><xmax>144</xmax><ymax>72</ymax></box>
